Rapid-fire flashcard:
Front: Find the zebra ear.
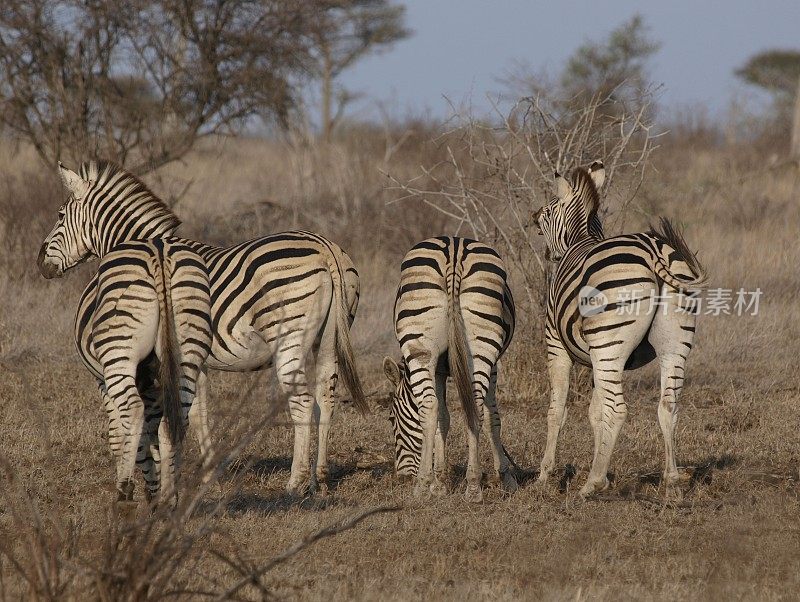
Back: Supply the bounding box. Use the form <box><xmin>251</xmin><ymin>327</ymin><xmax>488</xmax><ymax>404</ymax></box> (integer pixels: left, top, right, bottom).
<box><xmin>383</xmin><ymin>357</ymin><xmax>400</xmax><ymax>386</ymax></box>
<box><xmin>58</xmin><ymin>162</ymin><xmax>91</xmax><ymax>200</ymax></box>
<box><xmin>588</xmin><ymin>160</ymin><xmax>605</xmax><ymax>190</ymax></box>
<box><xmin>554</xmin><ymin>171</ymin><xmax>572</xmax><ymax>199</ymax></box>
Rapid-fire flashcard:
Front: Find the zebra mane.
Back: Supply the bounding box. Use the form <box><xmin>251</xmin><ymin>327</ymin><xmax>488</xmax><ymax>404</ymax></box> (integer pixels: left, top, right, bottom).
<box><xmin>571</xmin><ymin>167</ymin><xmax>603</xmax><ymax>240</ymax></box>
<box><xmin>79</xmin><ymin>160</ymin><xmax>181</xmax><ymax>232</ymax></box>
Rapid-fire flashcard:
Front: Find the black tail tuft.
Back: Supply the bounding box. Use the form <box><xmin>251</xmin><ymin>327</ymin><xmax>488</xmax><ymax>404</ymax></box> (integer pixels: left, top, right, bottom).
<box><xmin>649</xmin><ymin>217</ymin><xmax>707</xmax><ymax>284</ymax></box>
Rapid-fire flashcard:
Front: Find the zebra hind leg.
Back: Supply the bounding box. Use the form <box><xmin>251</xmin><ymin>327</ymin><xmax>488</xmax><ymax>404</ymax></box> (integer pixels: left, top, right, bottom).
<box><xmin>104</xmin><ymin>370</ymin><xmax>146</xmax><ymax>512</ymax></box>
<box><xmin>276</xmin><ymin>346</ymin><xmax>315</xmax><ymax>497</ymax></box>
<box><xmin>580</xmin><ymin>357</ymin><xmax>627</xmax><ymax>499</ymax></box>
<box><xmin>139</xmin><ymin>404</ymin><xmax>162</xmax><ymax>506</ymax></box>
<box><xmin>431</xmin><ymin>372</ymin><xmax>449</xmax><ymax>495</ymax></box>
<box><xmin>312</xmin><ymin>348</ymin><xmax>337</xmax><ymax>496</ymax></box>
<box><xmin>536</xmin><ymin>348</ymin><xmax>573</xmax><ymax>488</ymax></box>
<box><xmin>463</xmin><ymin>385</ymin><xmax>486</xmax><ymax>504</ymax></box>
<box><xmin>188</xmin><ymin>367</ymin><xmax>216</xmax><ymax>483</ymax></box>
<box><xmin>649</xmin><ymin>293</ymin><xmax>697</xmax><ymax>493</ymax></box>
<box><xmin>483</xmin><ymin>366</ymin><xmax>518</xmax><ymax>493</ymax></box>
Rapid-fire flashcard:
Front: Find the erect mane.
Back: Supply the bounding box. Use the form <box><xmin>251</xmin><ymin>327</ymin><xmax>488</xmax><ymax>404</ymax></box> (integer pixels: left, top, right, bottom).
<box><xmin>79</xmin><ymin>160</ymin><xmax>181</xmax><ymax>231</ymax></box>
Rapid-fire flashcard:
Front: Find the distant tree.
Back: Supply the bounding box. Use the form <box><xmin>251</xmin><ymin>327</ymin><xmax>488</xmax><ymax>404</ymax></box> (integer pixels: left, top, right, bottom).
<box><xmin>735</xmin><ymin>50</ymin><xmax>800</xmax><ymax>157</ymax></box>
<box><xmin>499</xmin><ymin>15</ymin><xmax>659</xmax><ymax>119</ymax></box>
<box><xmin>561</xmin><ymin>14</ymin><xmax>660</xmax><ymax>107</ymax></box>
<box><xmin>305</xmin><ymin>0</ymin><xmax>411</xmax><ymax>141</ymax></box>
<box><xmin>736</xmin><ymin>50</ymin><xmax>800</xmax><ymax>97</ymax></box>
<box><xmin>0</xmin><ymin>0</ymin><xmax>311</xmax><ymax>174</ymax></box>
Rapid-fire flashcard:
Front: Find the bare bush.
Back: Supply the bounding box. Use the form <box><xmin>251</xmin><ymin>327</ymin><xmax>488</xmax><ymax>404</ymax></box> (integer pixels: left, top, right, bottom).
<box><xmin>386</xmin><ymin>91</ymin><xmax>660</xmax><ymax>314</ymax></box>
<box><xmin>0</xmin><ymin>0</ymin><xmax>312</xmax><ymax>174</ymax></box>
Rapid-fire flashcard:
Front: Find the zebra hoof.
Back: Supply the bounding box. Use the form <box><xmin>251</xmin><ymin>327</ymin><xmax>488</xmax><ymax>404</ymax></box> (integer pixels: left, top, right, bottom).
<box><xmin>116</xmin><ymin>480</ymin><xmax>135</xmax><ymax>502</ymax></box>
<box><xmin>501</xmin><ymin>471</ymin><xmax>519</xmax><ymax>493</ymax></box>
<box><xmin>286</xmin><ymin>480</ymin><xmax>311</xmax><ymax>499</ymax></box>
<box><xmin>429</xmin><ymin>479</ymin><xmax>448</xmax><ymax>497</ymax></box>
<box><xmin>485</xmin><ymin>473</ymin><xmax>502</xmax><ymax>488</ymax></box>
<box><xmin>114</xmin><ymin>500</ymin><xmax>139</xmax><ymax>523</ymax></box>
<box><xmin>579</xmin><ymin>477</ymin><xmax>609</xmax><ymax>499</ymax></box>
<box><xmin>463</xmin><ymin>483</ymin><xmax>483</xmax><ymax>503</ymax></box>
<box><xmin>315</xmin><ymin>480</ymin><xmax>330</xmax><ymax>497</ymax></box>
<box><xmin>413</xmin><ymin>482</ymin><xmax>433</xmax><ymax>500</ymax></box>
<box><xmin>530</xmin><ymin>476</ymin><xmax>550</xmax><ymax>492</ymax></box>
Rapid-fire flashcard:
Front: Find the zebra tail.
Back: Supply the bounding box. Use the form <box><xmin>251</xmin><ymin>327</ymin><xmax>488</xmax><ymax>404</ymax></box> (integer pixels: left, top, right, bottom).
<box><xmin>448</xmin><ymin>291</ymin><xmax>479</xmax><ymax>433</ymax></box>
<box><xmin>650</xmin><ymin>217</ymin><xmax>708</xmax><ymax>291</ymax></box>
<box><xmin>329</xmin><ymin>256</ymin><xmax>369</xmax><ymax>416</ymax></box>
<box><xmin>152</xmin><ymin>242</ymin><xmax>185</xmax><ymax>446</ymax></box>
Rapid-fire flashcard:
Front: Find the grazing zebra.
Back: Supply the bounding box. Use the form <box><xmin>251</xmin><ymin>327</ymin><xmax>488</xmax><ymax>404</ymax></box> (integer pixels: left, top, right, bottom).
<box><xmin>382</xmin><ymin>236</ymin><xmax>517</xmax><ymax>502</ymax></box>
<box><xmin>37</xmin><ymin>161</ymin><xmax>366</xmax><ymax>496</ymax></box>
<box><xmin>39</xmin><ymin>230</ymin><xmax>212</xmax><ymax>505</ymax></box>
<box><xmin>533</xmin><ymin>161</ymin><xmax>706</xmax><ymax>498</ymax></box>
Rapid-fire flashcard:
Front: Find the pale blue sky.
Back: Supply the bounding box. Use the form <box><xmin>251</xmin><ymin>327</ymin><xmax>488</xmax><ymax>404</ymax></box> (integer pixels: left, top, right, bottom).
<box><xmin>338</xmin><ymin>0</ymin><xmax>800</xmax><ymax>120</ymax></box>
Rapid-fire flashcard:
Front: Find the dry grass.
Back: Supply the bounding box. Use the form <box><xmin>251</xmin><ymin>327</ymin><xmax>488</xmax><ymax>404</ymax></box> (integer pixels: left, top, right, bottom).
<box><xmin>1</xmin><ymin>129</ymin><xmax>799</xmax><ymax>600</ymax></box>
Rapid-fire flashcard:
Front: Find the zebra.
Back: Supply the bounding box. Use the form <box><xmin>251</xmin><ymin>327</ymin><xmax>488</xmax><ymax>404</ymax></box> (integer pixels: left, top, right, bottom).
<box><xmin>382</xmin><ymin>236</ymin><xmax>518</xmax><ymax>502</ymax></box>
<box><xmin>532</xmin><ymin>161</ymin><xmax>707</xmax><ymax>498</ymax></box>
<box><xmin>37</xmin><ymin>160</ymin><xmax>366</xmax><ymax>497</ymax></box>
<box><xmin>39</xmin><ymin>230</ymin><xmax>213</xmax><ymax>505</ymax></box>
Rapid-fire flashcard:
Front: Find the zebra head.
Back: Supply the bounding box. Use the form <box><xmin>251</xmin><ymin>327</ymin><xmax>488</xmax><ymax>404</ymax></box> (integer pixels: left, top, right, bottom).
<box><xmin>383</xmin><ymin>356</ymin><xmax>422</xmax><ymax>479</ymax></box>
<box><xmin>37</xmin><ymin>161</ymin><xmax>180</xmax><ymax>279</ymax></box>
<box><xmin>37</xmin><ymin>163</ymin><xmax>96</xmax><ymax>278</ymax></box>
<box><xmin>535</xmin><ymin>161</ymin><xmax>606</xmax><ymax>261</ymax></box>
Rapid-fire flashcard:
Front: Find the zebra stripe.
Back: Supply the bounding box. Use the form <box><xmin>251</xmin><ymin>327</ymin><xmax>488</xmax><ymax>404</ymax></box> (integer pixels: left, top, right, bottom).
<box><xmin>38</xmin><ymin>161</ymin><xmax>365</xmax><ymax>496</ymax></box>
<box><xmin>382</xmin><ymin>236</ymin><xmax>517</xmax><ymax>502</ymax></box>
<box><xmin>533</xmin><ymin>162</ymin><xmax>707</xmax><ymax>498</ymax></box>
<box><xmin>73</xmin><ymin>238</ymin><xmax>211</xmax><ymax>504</ymax></box>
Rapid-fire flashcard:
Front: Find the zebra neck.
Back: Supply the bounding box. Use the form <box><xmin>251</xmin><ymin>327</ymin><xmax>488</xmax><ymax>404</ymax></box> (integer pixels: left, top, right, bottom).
<box><xmin>94</xmin><ymin>221</ymin><xmax>179</xmax><ymax>257</ymax></box>
<box><xmin>566</xmin><ymin>231</ymin><xmax>601</xmax><ymax>251</ymax></box>
<box><xmin>565</xmin><ymin>235</ymin><xmax>602</xmax><ymax>260</ymax></box>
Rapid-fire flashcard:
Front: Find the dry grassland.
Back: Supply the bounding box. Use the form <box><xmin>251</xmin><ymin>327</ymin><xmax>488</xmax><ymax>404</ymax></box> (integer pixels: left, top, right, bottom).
<box><xmin>1</xmin><ymin>132</ymin><xmax>799</xmax><ymax>600</ymax></box>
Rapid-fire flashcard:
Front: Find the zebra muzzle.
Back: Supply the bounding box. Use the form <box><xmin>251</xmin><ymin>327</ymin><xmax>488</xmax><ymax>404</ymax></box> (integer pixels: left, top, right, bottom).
<box><xmin>37</xmin><ymin>244</ymin><xmax>62</xmax><ymax>279</ymax></box>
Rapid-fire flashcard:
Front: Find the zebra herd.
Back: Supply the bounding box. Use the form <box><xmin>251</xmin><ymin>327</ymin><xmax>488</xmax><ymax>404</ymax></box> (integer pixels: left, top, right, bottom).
<box><xmin>36</xmin><ymin>159</ymin><xmax>705</xmax><ymax>508</ymax></box>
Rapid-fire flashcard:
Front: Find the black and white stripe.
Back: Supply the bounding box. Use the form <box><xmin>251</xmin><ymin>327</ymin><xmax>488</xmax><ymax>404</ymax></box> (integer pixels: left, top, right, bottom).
<box><xmin>533</xmin><ymin>162</ymin><xmax>707</xmax><ymax>497</ymax></box>
<box><xmin>38</xmin><ymin>161</ymin><xmax>365</xmax><ymax>497</ymax></box>
<box><xmin>382</xmin><ymin>236</ymin><xmax>517</xmax><ymax>502</ymax></box>
<box><xmin>43</xmin><ymin>235</ymin><xmax>212</xmax><ymax>505</ymax></box>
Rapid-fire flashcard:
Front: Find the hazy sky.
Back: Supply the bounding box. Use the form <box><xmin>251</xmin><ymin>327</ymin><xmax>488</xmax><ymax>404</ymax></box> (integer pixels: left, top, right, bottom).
<box><xmin>338</xmin><ymin>0</ymin><xmax>800</xmax><ymax>120</ymax></box>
